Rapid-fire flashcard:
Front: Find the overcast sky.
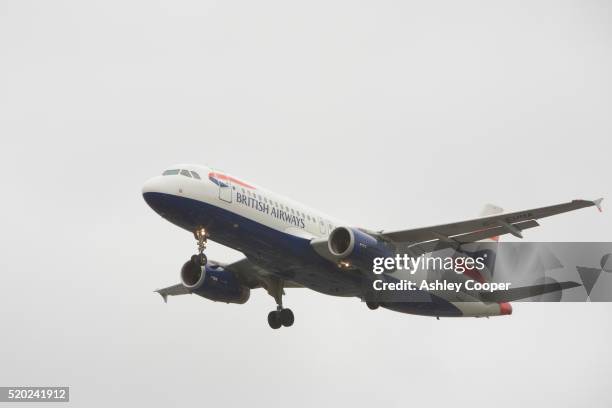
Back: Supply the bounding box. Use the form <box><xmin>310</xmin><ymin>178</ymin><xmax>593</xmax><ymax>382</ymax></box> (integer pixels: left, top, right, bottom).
<box><xmin>1</xmin><ymin>0</ymin><xmax>611</xmax><ymax>407</ymax></box>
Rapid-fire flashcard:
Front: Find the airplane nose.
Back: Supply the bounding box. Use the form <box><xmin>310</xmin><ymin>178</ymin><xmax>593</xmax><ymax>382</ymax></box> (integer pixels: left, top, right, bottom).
<box><xmin>142</xmin><ymin>176</ymin><xmax>163</xmax><ymax>195</ymax></box>
<box><xmin>142</xmin><ymin>176</ymin><xmax>171</xmax><ymax>213</ymax></box>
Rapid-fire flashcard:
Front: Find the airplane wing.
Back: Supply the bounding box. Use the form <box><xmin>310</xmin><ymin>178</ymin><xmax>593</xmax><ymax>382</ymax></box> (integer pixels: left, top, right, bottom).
<box><xmin>155</xmin><ymin>258</ymin><xmax>302</xmax><ymax>303</ymax></box>
<box><xmin>155</xmin><ymin>284</ymin><xmax>191</xmax><ymax>303</ymax></box>
<box><xmin>217</xmin><ymin>258</ymin><xmax>303</xmax><ymax>289</ymax></box>
<box><xmin>379</xmin><ymin>198</ymin><xmax>602</xmax><ymax>255</ymax></box>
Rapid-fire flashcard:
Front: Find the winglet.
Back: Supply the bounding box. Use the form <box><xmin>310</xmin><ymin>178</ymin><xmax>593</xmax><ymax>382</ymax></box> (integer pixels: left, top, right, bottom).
<box><xmin>155</xmin><ymin>290</ymin><xmax>168</xmax><ymax>304</ymax></box>
<box><xmin>593</xmin><ymin>197</ymin><xmax>604</xmax><ymax>212</ymax></box>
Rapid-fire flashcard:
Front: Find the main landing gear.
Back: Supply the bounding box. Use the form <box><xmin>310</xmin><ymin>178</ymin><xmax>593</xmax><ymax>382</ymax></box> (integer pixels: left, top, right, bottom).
<box><xmin>191</xmin><ymin>227</ymin><xmax>208</xmax><ymax>266</ymax></box>
<box><xmin>266</xmin><ymin>278</ymin><xmax>294</xmax><ymax>329</ymax></box>
<box><xmin>267</xmin><ymin>308</ymin><xmax>294</xmax><ymax>330</ymax></box>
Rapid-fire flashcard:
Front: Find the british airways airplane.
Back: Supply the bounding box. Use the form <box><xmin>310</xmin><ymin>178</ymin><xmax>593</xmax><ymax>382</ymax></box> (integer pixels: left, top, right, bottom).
<box><xmin>142</xmin><ymin>164</ymin><xmax>602</xmax><ymax>329</ymax></box>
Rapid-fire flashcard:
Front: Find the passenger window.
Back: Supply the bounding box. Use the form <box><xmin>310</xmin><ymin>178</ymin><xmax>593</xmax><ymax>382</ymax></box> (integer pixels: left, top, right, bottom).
<box><xmin>180</xmin><ymin>170</ymin><xmax>192</xmax><ymax>177</ymax></box>
<box><xmin>162</xmin><ymin>169</ymin><xmax>180</xmax><ymax>176</ymax></box>
<box><xmin>190</xmin><ymin>171</ymin><xmax>201</xmax><ymax>179</ymax></box>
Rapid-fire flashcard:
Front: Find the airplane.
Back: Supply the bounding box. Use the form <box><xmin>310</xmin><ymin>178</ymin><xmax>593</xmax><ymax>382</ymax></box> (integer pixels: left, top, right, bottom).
<box><xmin>142</xmin><ymin>164</ymin><xmax>603</xmax><ymax>329</ymax></box>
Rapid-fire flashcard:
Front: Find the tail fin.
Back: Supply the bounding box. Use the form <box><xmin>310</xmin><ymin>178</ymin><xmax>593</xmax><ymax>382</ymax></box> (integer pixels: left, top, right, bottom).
<box><xmin>479</xmin><ymin>203</ymin><xmax>504</xmax><ymax>217</ymax></box>
<box><xmin>461</xmin><ymin>203</ymin><xmax>505</xmax><ymax>282</ymax></box>
<box><xmin>479</xmin><ymin>203</ymin><xmax>504</xmax><ymax>243</ymax></box>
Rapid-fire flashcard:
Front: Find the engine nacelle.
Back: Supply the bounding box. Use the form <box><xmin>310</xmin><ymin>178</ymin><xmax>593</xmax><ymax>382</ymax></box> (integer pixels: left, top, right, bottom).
<box><xmin>181</xmin><ymin>260</ymin><xmax>250</xmax><ymax>304</ymax></box>
<box><xmin>328</xmin><ymin>227</ymin><xmax>394</xmax><ymax>272</ymax></box>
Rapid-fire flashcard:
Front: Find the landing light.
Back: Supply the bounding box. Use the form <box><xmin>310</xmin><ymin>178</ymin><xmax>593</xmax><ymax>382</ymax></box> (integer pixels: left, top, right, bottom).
<box><xmin>338</xmin><ymin>261</ymin><xmax>351</xmax><ymax>269</ymax></box>
<box><xmin>195</xmin><ymin>227</ymin><xmax>207</xmax><ymax>238</ymax></box>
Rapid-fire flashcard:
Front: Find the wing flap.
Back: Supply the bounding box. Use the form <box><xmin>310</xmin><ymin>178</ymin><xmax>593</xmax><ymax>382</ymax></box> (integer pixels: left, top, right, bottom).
<box><xmin>221</xmin><ymin>258</ymin><xmax>304</xmax><ymax>289</ymax></box>
<box><xmin>406</xmin><ymin>220</ymin><xmax>540</xmax><ymax>256</ymax></box>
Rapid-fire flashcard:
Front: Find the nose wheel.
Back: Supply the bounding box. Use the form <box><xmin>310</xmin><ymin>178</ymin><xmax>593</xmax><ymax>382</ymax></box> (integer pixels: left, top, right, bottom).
<box><xmin>193</xmin><ymin>227</ymin><xmax>208</xmax><ymax>266</ymax></box>
<box><xmin>191</xmin><ymin>253</ymin><xmax>207</xmax><ymax>266</ymax></box>
<box><xmin>266</xmin><ymin>277</ymin><xmax>294</xmax><ymax>329</ymax></box>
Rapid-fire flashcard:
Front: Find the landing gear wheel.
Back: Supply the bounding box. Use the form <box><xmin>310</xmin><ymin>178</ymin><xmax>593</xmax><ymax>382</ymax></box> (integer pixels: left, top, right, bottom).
<box><xmin>198</xmin><ymin>253</ymin><xmax>207</xmax><ymax>266</ymax></box>
<box><xmin>280</xmin><ymin>308</ymin><xmax>294</xmax><ymax>327</ymax></box>
<box><xmin>267</xmin><ymin>311</ymin><xmax>282</xmax><ymax>329</ymax></box>
<box><xmin>366</xmin><ymin>301</ymin><xmax>379</xmax><ymax>310</ymax></box>
<box><xmin>190</xmin><ymin>253</ymin><xmax>207</xmax><ymax>266</ymax></box>
<box><xmin>266</xmin><ymin>277</ymin><xmax>295</xmax><ymax>329</ymax></box>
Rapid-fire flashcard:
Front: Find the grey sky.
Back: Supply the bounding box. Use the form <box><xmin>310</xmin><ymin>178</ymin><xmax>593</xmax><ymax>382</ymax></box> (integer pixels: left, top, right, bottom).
<box><xmin>1</xmin><ymin>0</ymin><xmax>611</xmax><ymax>407</ymax></box>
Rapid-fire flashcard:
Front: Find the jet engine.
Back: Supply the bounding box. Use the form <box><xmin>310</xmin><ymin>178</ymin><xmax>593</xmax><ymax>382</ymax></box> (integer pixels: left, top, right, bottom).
<box><xmin>328</xmin><ymin>227</ymin><xmax>394</xmax><ymax>272</ymax></box>
<box><xmin>180</xmin><ymin>259</ymin><xmax>250</xmax><ymax>304</ymax></box>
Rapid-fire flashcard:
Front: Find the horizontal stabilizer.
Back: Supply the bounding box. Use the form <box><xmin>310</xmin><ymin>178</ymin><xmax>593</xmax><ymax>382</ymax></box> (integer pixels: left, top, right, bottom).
<box><xmin>480</xmin><ymin>281</ymin><xmax>582</xmax><ymax>303</ymax></box>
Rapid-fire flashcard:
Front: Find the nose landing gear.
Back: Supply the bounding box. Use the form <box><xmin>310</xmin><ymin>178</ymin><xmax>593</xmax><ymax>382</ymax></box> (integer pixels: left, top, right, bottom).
<box><xmin>266</xmin><ymin>277</ymin><xmax>294</xmax><ymax>329</ymax></box>
<box><xmin>192</xmin><ymin>227</ymin><xmax>208</xmax><ymax>266</ymax></box>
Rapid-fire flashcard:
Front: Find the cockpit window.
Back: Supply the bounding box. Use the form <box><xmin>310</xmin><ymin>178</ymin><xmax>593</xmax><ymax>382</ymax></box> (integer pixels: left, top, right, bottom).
<box><xmin>163</xmin><ymin>168</ymin><xmax>201</xmax><ymax>179</ymax></box>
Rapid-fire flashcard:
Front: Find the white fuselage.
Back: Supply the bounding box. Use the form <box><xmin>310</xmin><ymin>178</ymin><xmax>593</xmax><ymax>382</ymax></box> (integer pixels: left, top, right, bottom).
<box><xmin>142</xmin><ymin>163</ymin><xmax>345</xmax><ymax>240</ymax></box>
